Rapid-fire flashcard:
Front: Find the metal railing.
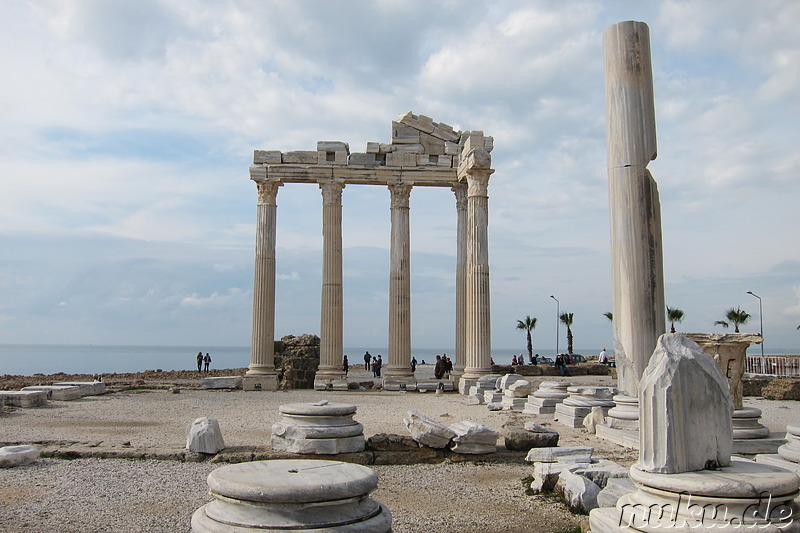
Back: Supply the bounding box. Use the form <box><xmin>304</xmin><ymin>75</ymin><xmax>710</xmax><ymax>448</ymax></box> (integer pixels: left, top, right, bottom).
<box><xmin>745</xmin><ymin>355</ymin><xmax>800</xmax><ymax>377</ymax></box>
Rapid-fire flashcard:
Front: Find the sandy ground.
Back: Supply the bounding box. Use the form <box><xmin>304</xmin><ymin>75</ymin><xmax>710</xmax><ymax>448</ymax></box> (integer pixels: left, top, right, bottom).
<box><xmin>0</xmin><ymin>367</ymin><xmax>796</xmax><ymax>533</ymax></box>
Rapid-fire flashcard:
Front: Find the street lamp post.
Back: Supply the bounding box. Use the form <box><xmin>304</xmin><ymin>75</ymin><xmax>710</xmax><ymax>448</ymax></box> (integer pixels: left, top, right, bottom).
<box><xmin>550</xmin><ymin>295</ymin><xmax>560</xmax><ymax>356</ymax></box>
<box><xmin>746</xmin><ymin>291</ymin><xmax>764</xmax><ymax>357</ymax></box>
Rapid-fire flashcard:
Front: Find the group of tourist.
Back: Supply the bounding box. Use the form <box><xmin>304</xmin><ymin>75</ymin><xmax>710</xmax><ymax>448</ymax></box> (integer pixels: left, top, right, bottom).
<box><xmin>434</xmin><ymin>354</ymin><xmax>453</xmax><ymax>379</ymax></box>
<box><xmin>195</xmin><ymin>352</ymin><xmax>212</xmax><ymax>372</ymax></box>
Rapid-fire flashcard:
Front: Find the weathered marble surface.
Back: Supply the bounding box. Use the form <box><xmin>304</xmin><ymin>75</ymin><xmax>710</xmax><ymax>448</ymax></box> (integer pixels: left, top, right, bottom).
<box><xmin>0</xmin><ymin>390</ymin><xmax>48</xmax><ymax>407</ymax></box>
<box><xmin>186</xmin><ymin>417</ymin><xmax>226</xmax><ymax>454</ymax></box>
<box><xmin>54</xmin><ymin>381</ymin><xmax>106</xmax><ymax>395</ymax></box>
<box><xmin>201</xmin><ymin>376</ymin><xmax>242</xmax><ymax>390</ymax></box>
<box><xmin>271</xmin><ymin>402</ymin><xmax>365</xmax><ymax>455</ymax></box>
<box><xmin>638</xmin><ymin>334</ymin><xmax>732</xmax><ymax>474</ymax></box>
<box><xmin>21</xmin><ymin>385</ymin><xmax>82</xmax><ymax>401</ymax></box>
<box><xmin>448</xmin><ymin>421</ymin><xmax>499</xmax><ymax>454</ymax></box>
<box><xmin>0</xmin><ymin>445</ymin><xmax>39</xmax><ymax>468</ymax></box>
<box><xmin>403</xmin><ymin>411</ymin><xmax>456</xmax><ymax>448</ymax></box>
<box><xmin>525</xmin><ymin>446</ymin><xmax>594</xmax><ymax>464</ymax></box>
<box><xmin>191</xmin><ymin>459</ymin><xmax>392</xmax><ymax>532</ymax></box>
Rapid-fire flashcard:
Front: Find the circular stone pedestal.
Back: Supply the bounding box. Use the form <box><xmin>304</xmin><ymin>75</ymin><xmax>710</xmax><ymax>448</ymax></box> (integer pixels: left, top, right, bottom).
<box><xmin>191</xmin><ymin>460</ymin><xmax>392</xmax><ymax>532</ymax></box>
<box><xmin>778</xmin><ymin>424</ymin><xmax>800</xmax><ymax>463</ymax></box>
<box><xmin>271</xmin><ymin>402</ymin><xmax>365</xmax><ymax>454</ymax></box>
<box><xmin>732</xmin><ymin>407</ymin><xmax>770</xmax><ymax>439</ymax></box>
<box><xmin>591</xmin><ymin>458</ymin><xmax>800</xmax><ymax>532</ymax></box>
<box><xmin>605</xmin><ymin>394</ymin><xmax>640</xmax><ymax>429</ymax></box>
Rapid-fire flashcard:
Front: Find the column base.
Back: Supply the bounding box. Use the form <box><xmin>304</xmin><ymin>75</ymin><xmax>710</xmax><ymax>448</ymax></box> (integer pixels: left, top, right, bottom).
<box><xmin>242</xmin><ymin>374</ymin><xmax>279</xmax><ymax>391</ymax></box>
<box><xmin>314</xmin><ymin>370</ymin><xmax>349</xmax><ymax>391</ymax></box>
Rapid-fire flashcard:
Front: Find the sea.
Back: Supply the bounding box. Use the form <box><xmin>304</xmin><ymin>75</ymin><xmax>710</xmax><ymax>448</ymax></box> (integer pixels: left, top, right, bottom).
<box><xmin>0</xmin><ymin>343</ymin><xmax>796</xmax><ymax>376</ymax></box>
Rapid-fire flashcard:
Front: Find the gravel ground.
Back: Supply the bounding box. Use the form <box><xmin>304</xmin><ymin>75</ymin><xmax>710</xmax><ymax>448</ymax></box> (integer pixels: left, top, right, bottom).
<box><xmin>0</xmin><ymin>367</ymin><xmax>795</xmax><ymax>532</ymax></box>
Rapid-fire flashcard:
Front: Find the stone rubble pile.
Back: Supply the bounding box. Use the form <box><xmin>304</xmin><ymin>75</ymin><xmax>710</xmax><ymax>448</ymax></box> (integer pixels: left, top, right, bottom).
<box><xmin>0</xmin><ymin>380</ymin><xmax>106</xmax><ymax>408</ymax></box>
<box><xmin>464</xmin><ymin>374</ymin><xmax>503</xmax><ymax>404</ymax></box>
<box><xmin>271</xmin><ymin>401</ymin><xmax>366</xmax><ymax>455</ymax></box>
<box><xmin>254</xmin><ymin>111</ymin><xmax>493</xmax><ymax>171</ymax></box>
<box><xmin>403</xmin><ymin>410</ymin><xmax>499</xmax><ymax>454</ymax></box>
<box><xmin>525</xmin><ymin>445</ymin><xmax>630</xmax><ymax>514</ymax></box>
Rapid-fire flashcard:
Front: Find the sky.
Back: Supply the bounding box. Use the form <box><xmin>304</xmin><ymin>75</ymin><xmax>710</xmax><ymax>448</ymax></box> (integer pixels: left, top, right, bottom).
<box><xmin>0</xmin><ymin>0</ymin><xmax>798</xmax><ymax>355</ymax></box>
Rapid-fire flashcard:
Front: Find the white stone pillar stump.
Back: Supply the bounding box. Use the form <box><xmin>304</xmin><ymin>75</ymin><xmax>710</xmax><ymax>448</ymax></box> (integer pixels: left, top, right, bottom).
<box><xmin>384</xmin><ymin>183</ymin><xmax>415</xmax><ymax>384</ymax></box>
<box><xmin>315</xmin><ymin>181</ymin><xmax>347</xmax><ymax>389</ymax></box>
<box><xmin>244</xmin><ymin>180</ymin><xmax>282</xmax><ymax>392</ymax></box>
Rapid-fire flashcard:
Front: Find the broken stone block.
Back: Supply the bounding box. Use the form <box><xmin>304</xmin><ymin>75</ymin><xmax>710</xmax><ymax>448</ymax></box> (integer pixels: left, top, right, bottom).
<box><xmin>282</xmin><ymin>151</ymin><xmax>318</xmax><ymax>164</ymax></box>
<box><xmin>0</xmin><ymin>390</ymin><xmax>47</xmax><ymax>407</ymax></box>
<box><xmin>431</xmin><ymin>123</ymin><xmax>460</xmax><ymax>143</ymax></box>
<box><xmin>448</xmin><ymin>421</ymin><xmax>499</xmax><ymax>454</ymax></box>
<box><xmin>318</xmin><ymin>150</ymin><xmax>347</xmax><ymax>165</ymax></box>
<box><xmin>507</xmin><ymin>380</ymin><xmax>532</xmax><ymax>397</ymax></box>
<box><xmin>254</xmin><ymin>150</ymin><xmax>282</xmax><ymax>164</ymax></box>
<box><xmin>186</xmin><ymin>417</ymin><xmax>226</xmax><ymax>454</ymax></box>
<box><xmin>465</xmin><ymin>395</ymin><xmax>482</xmax><ymax>405</ymax></box>
<box><xmin>316</xmin><ymin>141</ymin><xmax>349</xmax><ymax>153</ymax></box>
<box><xmin>54</xmin><ymin>381</ymin><xmax>107</xmax><ymax>395</ymax></box>
<box><xmin>582</xmin><ymin>406</ymin><xmax>606</xmax><ymax>434</ymax></box>
<box><xmin>403</xmin><ymin>411</ymin><xmax>456</xmax><ymax>448</ymax></box>
<box><xmin>525</xmin><ymin>446</ymin><xmax>593</xmax><ymax>463</ymax></box>
<box><xmin>503</xmin><ymin>426</ymin><xmax>559</xmax><ymax>451</ymax></box>
<box><xmin>596</xmin><ymin>476</ymin><xmax>636</xmax><ymax>508</ymax></box>
<box><xmin>201</xmin><ymin>376</ymin><xmax>242</xmax><ymax>389</ymax></box>
<box><xmin>348</xmin><ymin>153</ymin><xmax>380</xmax><ymax>166</ymax></box>
<box><xmin>556</xmin><ymin>468</ymin><xmax>600</xmax><ymax>513</ymax></box>
<box><xmin>0</xmin><ymin>445</ymin><xmax>39</xmax><ymax>468</ymax></box>
<box><xmin>21</xmin><ymin>385</ymin><xmax>82</xmax><ymax>401</ymax></box>
<box><xmin>391</xmin><ymin>121</ymin><xmax>421</xmax><ymax>144</ymax></box>
<box><xmin>420</xmin><ymin>132</ymin><xmax>445</xmax><ymax>155</ymax></box>
<box><xmin>366</xmin><ymin>142</ymin><xmax>380</xmax><ymax>154</ymax></box>
<box><xmin>498</xmin><ymin>374</ymin><xmax>525</xmax><ymax>390</ymax></box>
<box><xmin>385</xmin><ymin>152</ymin><xmax>417</xmax><ymax>167</ymax></box>
<box><xmin>568</xmin><ymin>460</ymin><xmax>629</xmax><ymax>489</ymax></box>
<box><xmin>396</xmin><ymin>111</ymin><xmax>435</xmax><ymax>134</ymax></box>
<box><xmin>484</xmin><ymin>136</ymin><xmax>494</xmax><ymax>153</ymax></box>
<box><xmin>394</xmin><ymin>143</ymin><xmax>424</xmax><ymax>154</ymax></box>
<box><xmin>484</xmin><ymin>391</ymin><xmax>502</xmax><ymax>403</ymax></box>
<box><xmin>486</xmin><ymin>402</ymin><xmax>504</xmax><ymax>411</ymax></box>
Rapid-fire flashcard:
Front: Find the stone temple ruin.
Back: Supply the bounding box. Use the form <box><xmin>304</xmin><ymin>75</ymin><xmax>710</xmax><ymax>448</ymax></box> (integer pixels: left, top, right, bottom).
<box><xmin>243</xmin><ymin>111</ymin><xmax>496</xmax><ymax>392</ymax></box>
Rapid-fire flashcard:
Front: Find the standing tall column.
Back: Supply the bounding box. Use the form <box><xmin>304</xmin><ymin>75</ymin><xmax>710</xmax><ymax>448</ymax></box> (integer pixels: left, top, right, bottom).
<box><xmin>244</xmin><ymin>180</ymin><xmax>282</xmax><ymax>391</ymax></box>
<box><xmin>461</xmin><ymin>168</ymin><xmax>494</xmax><ymax>380</ymax></box>
<box><xmin>452</xmin><ymin>182</ymin><xmax>468</xmax><ymax>384</ymax></box>
<box><xmin>315</xmin><ymin>180</ymin><xmax>346</xmax><ymax>388</ymax></box>
<box><xmin>384</xmin><ymin>183</ymin><xmax>414</xmax><ymax>383</ymax></box>
<box><xmin>604</xmin><ymin>21</ymin><xmax>666</xmax><ymax>398</ymax></box>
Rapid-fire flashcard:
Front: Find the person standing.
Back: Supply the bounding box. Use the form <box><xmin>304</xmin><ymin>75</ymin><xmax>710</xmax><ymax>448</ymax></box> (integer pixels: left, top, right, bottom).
<box><xmin>555</xmin><ymin>354</ymin><xmax>570</xmax><ymax>377</ymax></box>
<box><xmin>343</xmin><ymin>355</ymin><xmax>349</xmax><ymax>376</ymax></box>
<box><xmin>364</xmin><ymin>351</ymin><xmax>371</xmax><ymax>371</ymax></box>
<box><xmin>434</xmin><ymin>355</ymin><xmax>445</xmax><ymax>379</ymax></box>
<box><xmin>203</xmin><ymin>353</ymin><xmax>211</xmax><ymax>372</ymax></box>
<box><xmin>411</xmin><ymin>357</ymin><xmax>417</xmax><ymax>373</ymax></box>
<box><xmin>376</xmin><ymin>355</ymin><xmax>382</xmax><ymax>377</ymax></box>
<box><xmin>196</xmin><ymin>352</ymin><xmax>203</xmax><ymax>372</ymax></box>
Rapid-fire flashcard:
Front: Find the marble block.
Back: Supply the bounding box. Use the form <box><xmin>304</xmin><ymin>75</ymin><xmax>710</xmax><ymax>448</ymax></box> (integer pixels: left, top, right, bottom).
<box><xmin>503</xmin><ymin>425</ymin><xmax>559</xmax><ymax>451</ymax></box>
<box><xmin>54</xmin><ymin>381</ymin><xmax>106</xmax><ymax>395</ymax></box>
<box><xmin>0</xmin><ymin>390</ymin><xmax>48</xmax><ymax>407</ymax></box>
<box><xmin>526</xmin><ymin>446</ymin><xmax>594</xmax><ymax>464</ymax></box>
<box><xmin>404</xmin><ymin>411</ymin><xmax>456</xmax><ymax>448</ymax></box>
<box><xmin>21</xmin><ymin>385</ymin><xmax>82</xmax><ymax>401</ymax></box>
<box><xmin>500</xmin><ymin>396</ymin><xmax>527</xmax><ymax>410</ymax></box>
<box><xmin>191</xmin><ymin>460</ymin><xmax>392</xmax><ymax>532</ymax></box>
<box><xmin>498</xmin><ymin>373</ymin><xmax>525</xmax><ymax>390</ymax></box>
<box><xmin>583</xmin><ymin>406</ymin><xmax>607</xmax><ymax>434</ymax></box>
<box><xmin>595</xmin><ymin>477</ymin><xmax>636</xmax><ymax>508</ymax></box>
<box><xmin>484</xmin><ymin>391</ymin><xmax>502</xmax><ymax>403</ymax></box>
<box><xmin>637</xmin><ymin>334</ymin><xmax>732</xmax><ymax>474</ymax></box>
<box><xmin>556</xmin><ymin>468</ymin><xmax>600</xmax><ymax>513</ymax></box>
<box><xmin>201</xmin><ymin>376</ymin><xmax>243</xmax><ymax>389</ymax></box>
<box><xmin>0</xmin><ymin>445</ymin><xmax>40</xmax><ymax>468</ymax></box>
<box><xmin>271</xmin><ymin>402</ymin><xmax>365</xmax><ymax>455</ymax></box>
<box><xmin>282</xmin><ymin>151</ymin><xmax>317</xmax><ymax>164</ymax></box>
<box><xmin>506</xmin><ymin>380</ymin><xmax>532</xmax><ymax>397</ymax></box>
<box><xmin>416</xmin><ymin>380</ymin><xmax>453</xmax><ymax>392</ymax></box>
<box><xmin>186</xmin><ymin>417</ymin><xmax>226</xmax><ymax>454</ymax></box>
<box><xmin>486</xmin><ymin>402</ymin><xmax>504</xmax><ymax>411</ymax></box>
<box><xmin>253</xmin><ymin>150</ymin><xmax>281</xmax><ymax>164</ymax></box>
<box><xmin>448</xmin><ymin>421</ymin><xmax>499</xmax><ymax>454</ymax></box>
<box><xmin>779</xmin><ymin>424</ymin><xmax>800</xmax><ymax>463</ymax></box>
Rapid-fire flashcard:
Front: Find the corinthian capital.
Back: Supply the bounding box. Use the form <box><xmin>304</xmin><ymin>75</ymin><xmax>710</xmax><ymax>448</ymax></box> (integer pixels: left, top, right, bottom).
<box><xmin>451</xmin><ymin>182</ymin><xmax>467</xmax><ymax>211</ymax></box>
<box><xmin>319</xmin><ymin>181</ymin><xmax>345</xmax><ymax>205</ymax></box>
<box><xmin>388</xmin><ymin>183</ymin><xmax>412</xmax><ymax>209</ymax></box>
<box><xmin>256</xmin><ymin>181</ymin><xmax>282</xmax><ymax>205</ymax></box>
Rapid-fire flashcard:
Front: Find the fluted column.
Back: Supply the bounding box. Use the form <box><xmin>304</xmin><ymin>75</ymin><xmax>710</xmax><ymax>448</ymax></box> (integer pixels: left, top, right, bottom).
<box><xmin>462</xmin><ymin>171</ymin><xmax>493</xmax><ymax>379</ymax></box>
<box><xmin>452</xmin><ymin>182</ymin><xmax>468</xmax><ymax>383</ymax></box>
<box><xmin>244</xmin><ymin>180</ymin><xmax>281</xmax><ymax>391</ymax></box>
<box><xmin>384</xmin><ymin>183</ymin><xmax>414</xmax><ymax>382</ymax></box>
<box><xmin>604</xmin><ymin>21</ymin><xmax>665</xmax><ymax>398</ymax></box>
<box><xmin>315</xmin><ymin>180</ymin><xmax>346</xmax><ymax>385</ymax></box>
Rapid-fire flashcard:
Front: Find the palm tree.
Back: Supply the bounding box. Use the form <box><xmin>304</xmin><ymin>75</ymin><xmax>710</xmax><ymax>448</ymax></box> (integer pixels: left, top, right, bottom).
<box><xmin>516</xmin><ymin>316</ymin><xmax>537</xmax><ymax>361</ymax></box>
<box><xmin>559</xmin><ymin>312</ymin><xmax>574</xmax><ymax>354</ymax></box>
<box><xmin>714</xmin><ymin>307</ymin><xmax>751</xmax><ymax>333</ymax></box>
<box><xmin>666</xmin><ymin>306</ymin><xmax>685</xmax><ymax>333</ymax></box>
<box><xmin>603</xmin><ymin>311</ymin><xmax>613</xmax><ymax>322</ymax></box>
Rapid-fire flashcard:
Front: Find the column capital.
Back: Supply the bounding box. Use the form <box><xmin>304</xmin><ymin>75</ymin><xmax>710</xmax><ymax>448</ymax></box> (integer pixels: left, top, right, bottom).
<box><xmin>388</xmin><ymin>183</ymin><xmax>412</xmax><ymax>209</ymax></box>
<box><xmin>465</xmin><ymin>172</ymin><xmax>492</xmax><ymax>198</ymax></box>
<box><xmin>451</xmin><ymin>182</ymin><xmax>467</xmax><ymax>211</ymax></box>
<box><xmin>256</xmin><ymin>180</ymin><xmax>282</xmax><ymax>205</ymax></box>
<box><xmin>319</xmin><ymin>180</ymin><xmax>345</xmax><ymax>205</ymax></box>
